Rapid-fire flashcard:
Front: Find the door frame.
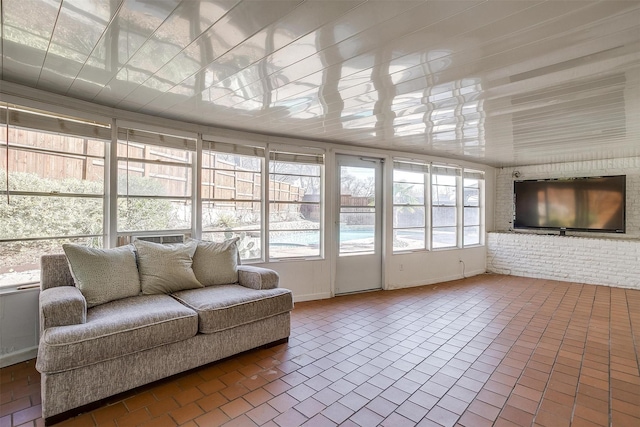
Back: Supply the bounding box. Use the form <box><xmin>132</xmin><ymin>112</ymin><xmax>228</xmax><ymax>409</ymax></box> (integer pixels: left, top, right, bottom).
<box><xmin>332</xmin><ymin>153</ymin><xmax>386</xmax><ymax>295</ymax></box>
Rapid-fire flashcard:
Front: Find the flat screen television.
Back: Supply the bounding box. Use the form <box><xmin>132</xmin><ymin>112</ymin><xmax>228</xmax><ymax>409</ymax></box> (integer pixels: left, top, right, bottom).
<box><xmin>513</xmin><ymin>175</ymin><xmax>626</xmax><ymax>234</ymax></box>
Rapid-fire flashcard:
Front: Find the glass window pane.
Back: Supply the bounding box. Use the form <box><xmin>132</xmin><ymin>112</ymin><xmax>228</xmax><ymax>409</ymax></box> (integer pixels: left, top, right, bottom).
<box><xmin>339</xmin><ymin>223</ymin><xmax>375</xmax><ymax>254</ymax></box>
<box><xmin>341</xmin><ymin>166</ymin><xmax>375</xmax><ymax>199</ymax></box>
<box><xmin>393</xmin><ymin>182</ymin><xmax>425</xmax><ymax>204</ymax></box>
<box><xmin>393</xmin><ymin>229</ymin><xmax>426</xmax><ymax>251</ymax></box>
<box><xmin>204</xmin><ymin>153</ymin><xmax>260</xmax><ymax>171</ymax></box>
<box><xmin>432</xmin><ymin>207</ymin><xmax>456</xmax><ymax>227</ymax></box>
<box><xmin>7</xmin><ymin>127</ymin><xmax>104</xmax><ymax>155</ymax></box>
<box><xmin>4</xmin><ymin>151</ymin><xmax>104</xmax><ymax>193</ymax></box>
<box><xmin>202</xmin><ymin>169</ymin><xmax>261</xmax><ymax>201</ymax></box>
<box><xmin>270</xmin><ymin>202</ymin><xmax>320</xmax><ymax>225</ymax></box>
<box><xmin>269</xmin><ymin>230</ymin><xmax>320</xmax><ymax>258</ymax></box>
<box><xmin>464</xmin><ymin>187</ymin><xmax>479</xmax><ymax>206</ymax></box>
<box><xmin>270</xmin><ymin>176</ymin><xmax>320</xmax><ymax>202</ymax></box>
<box><xmin>432</xmin><ymin>185</ymin><xmax>456</xmax><ymax>206</ymax></box>
<box><xmin>464</xmin><ymin>207</ymin><xmax>480</xmax><ymax>226</ymax></box>
<box><xmin>393</xmin><ymin>170</ymin><xmax>424</xmax><ymax>184</ymax></box>
<box><xmin>118</xmin><ymin>142</ymin><xmax>191</xmax><ymax>163</ymax></box>
<box><xmin>432</xmin><ymin>174</ymin><xmax>456</xmax><ymax>185</ymax></box>
<box><xmin>118</xmin><ymin>198</ymin><xmax>191</xmax><ymax>232</ymax></box>
<box><xmin>201</xmin><ymin>231</ymin><xmax>261</xmax><ymax>260</ymax></box>
<box><xmin>118</xmin><ymin>161</ymin><xmax>191</xmax><ymax>198</ymax></box>
<box><xmin>202</xmin><ymin>201</ymin><xmax>261</xmax><ymax>232</ymax></box>
<box><xmin>269</xmin><ymin>162</ymin><xmax>320</xmax><ymax>176</ymax></box>
<box><xmin>1</xmin><ymin>195</ymin><xmax>103</xmax><ymax>239</ymax></box>
<box><xmin>433</xmin><ymin>227</ymin><xmax>457</xmax><ymax>248</ymax></box>
<box><xmin>202</xmin><ymin>151</ymin><xmax>263</xmax><ymax>259</ymax></box>
<box><xmin>464</xmin><ymin>178</ymin><xmax>479</xmax><ymax>188</ymax></box>
<box><xmin>0</xmin><ymin>237</ymin><xmax>103</xmax><ymax>287</ymax></box>
<box><xmin>269</xmin><ymin>157</ymin><xmax>322</xmax><ymax>259</ymax></box>
<box><xmin>464</xmin><ymin>226</ymin><xmax>480</xmax><ymax>246</ymax></box>
<box><xmin>393</xmin><ymin>206</ymin><xmax>425</xmax><ymax>228</ymax></box>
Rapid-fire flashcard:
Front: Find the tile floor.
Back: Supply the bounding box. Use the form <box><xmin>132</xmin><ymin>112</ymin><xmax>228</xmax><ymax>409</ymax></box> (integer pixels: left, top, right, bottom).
<box><xmin>1</xmin><ymin>274</ymin><xmax>640</xmax><ymax>427</ymax></box>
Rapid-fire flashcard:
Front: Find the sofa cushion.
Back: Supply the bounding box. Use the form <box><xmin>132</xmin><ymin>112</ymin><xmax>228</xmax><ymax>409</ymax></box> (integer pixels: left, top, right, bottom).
<box><xmin>191</xmin><ymin>238</ymin><xmax>239</xmax><ymax>286</ymax></box>
<box><xmin>37</xmin><ymin>295</ymin><xmax>197</xmax><ymax>373</ymax></box>
<box><xmin>62</xmin><ymin>244</ymin><xmax>140</xmax><ymax>307</ymax></box>
<box><xmin>172</xmin><ymin>285</ymin><xmax>293</xmax><ymax>334</ymax></box>
<box><xmin>134</xmin><ymin>239</ymin><xmax>203</xmax><ymax>294</ymax></box>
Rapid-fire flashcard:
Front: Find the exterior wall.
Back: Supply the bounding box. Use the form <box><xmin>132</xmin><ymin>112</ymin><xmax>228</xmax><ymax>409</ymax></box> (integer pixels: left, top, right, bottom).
<box><xmin>487</xmin><ymin>232</ymin><xmax>640</xmax><ymax>290</ymax></box>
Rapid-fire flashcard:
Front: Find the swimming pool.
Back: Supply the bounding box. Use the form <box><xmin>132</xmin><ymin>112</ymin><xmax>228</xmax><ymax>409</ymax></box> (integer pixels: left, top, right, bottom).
<box><xmin>269</xmin><ymin>228</ymin><xmax>424</xmax><ymax>247</ymax></box>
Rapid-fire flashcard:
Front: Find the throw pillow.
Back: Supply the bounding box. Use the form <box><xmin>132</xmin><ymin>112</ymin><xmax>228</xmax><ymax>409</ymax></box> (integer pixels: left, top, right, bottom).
<box><xmin>62</xmin><ymin>244</ymin><xmax>141</xmax><ymax>308</ymax></box>
<box><xmin>191</xmin><ymin>237</ymin><xmax>240</xmax><ymax>286</ymax></box>
<box><xmin>133</xmin><ymin>239</ymin><xmax>203</xmax><ymax>294</ymax></box>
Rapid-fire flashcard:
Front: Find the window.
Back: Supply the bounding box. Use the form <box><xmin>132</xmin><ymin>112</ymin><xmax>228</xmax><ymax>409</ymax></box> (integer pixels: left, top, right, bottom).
<box><xmin>463</xmin><ymin>169</ymin><xmax>484</xmax><ymax>246</ymax></box>
<box><xmin>201</xmin><ymin>141</ymin><xmax>263</xmax><ymax>261</ymax></box>
<box><xmin>117</xmin><ymin>128</ymin><xmax>195</xmax><ymax>235</ymax></box>
<box><xmin>431</xmin><ymin>166</ymin><xmax>460</xmax><ymax>249</ymax></box>
<box><xmin>268</xmin><ymin>151</ymin><xmax>323</xmax><ymax>259</ymax></box>
<box><xmin>392</xmin><ymin>160</ymin><xmax>428</xmax><ymax>252</ymax></box>
<box><xmin>0</xmin><ymin>105</ymin><xmax>110</xmax><ymax>287</ymax></box>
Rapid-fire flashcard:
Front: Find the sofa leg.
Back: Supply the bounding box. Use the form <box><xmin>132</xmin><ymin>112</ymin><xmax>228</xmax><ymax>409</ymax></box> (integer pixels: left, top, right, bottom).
<box><xmin>260</xmin><ymin>337</ymin><xmax>289</xmax><ymax>349</ymax></box>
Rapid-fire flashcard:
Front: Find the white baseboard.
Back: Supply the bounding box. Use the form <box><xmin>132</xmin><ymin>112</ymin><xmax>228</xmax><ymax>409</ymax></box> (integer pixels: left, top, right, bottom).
<box><xmin>386</xmin><ymin>268</ymin><xmax>486</xmax><ymax>290</ymax></box>
<box><xmin>293</xmin><ymin>292</ymin><xmax>331</xmax><ymax>303</ymax></box>
<box><xmin>1</xmin><ymin>346</ymin><xmax>38</xmax><ymax>368</ymax></box>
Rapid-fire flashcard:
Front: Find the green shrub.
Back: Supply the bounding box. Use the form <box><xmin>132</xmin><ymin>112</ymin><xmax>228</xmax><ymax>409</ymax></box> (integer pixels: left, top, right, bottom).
<box><xmin>0</xmin><ymin>171</ymin><xmax>173</xmax><ymax>239</ymax></box>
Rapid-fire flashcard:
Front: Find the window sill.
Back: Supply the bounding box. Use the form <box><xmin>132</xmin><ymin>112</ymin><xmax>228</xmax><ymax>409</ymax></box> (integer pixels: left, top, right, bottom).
<box><xmin>0</xmin><ymin>283</ymin><xmax>40</xmax><ymax>296</ymax></box>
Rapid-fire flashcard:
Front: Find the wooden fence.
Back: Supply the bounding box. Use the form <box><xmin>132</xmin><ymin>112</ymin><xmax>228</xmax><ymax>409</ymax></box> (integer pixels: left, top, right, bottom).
<box><xmin>2</xmin><ymin>128</ymin><xmax>305</xmax><ymax>212</ymax></box>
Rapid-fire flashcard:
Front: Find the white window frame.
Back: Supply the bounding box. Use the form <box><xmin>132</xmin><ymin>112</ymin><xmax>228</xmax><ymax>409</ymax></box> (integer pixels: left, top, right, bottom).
<box><xmin>0</xmin><ymin>105</ymin><xmax>110</xmax><ymax>288</ymax></box>
<box><xmin>115</xmin><ymin>127</ymin><xmax>196</xmax><ymax>242</ymax></box>
<box><xmin>268</xmin><ymin>150</ymin><xmax>324</xmax><ymax>260</ymax></box>
<box><xmin>431</xmin><ymin>165</ymin><xmax>461</xmax><ymax>250</ymax></box>
<box><xmin>201</xmin><ymin>140</ymin><xmax>265</xmax><ymax>262</ymax></box>
<box><xmin>392</xmin><ymin>160</ymin><xmax>429</xmax><ymax>252</ymax></box>
<box><xmin>462</xmin><ymin>169</ymin><xmax>484</xmax><ymax>247</ymax></box>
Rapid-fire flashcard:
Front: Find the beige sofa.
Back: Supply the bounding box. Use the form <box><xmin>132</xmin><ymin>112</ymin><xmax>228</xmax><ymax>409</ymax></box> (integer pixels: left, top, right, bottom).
<box><xmin>36</xmin><ymin>240</ymin><xmax>293</xmax><ymax>425</ymax></box>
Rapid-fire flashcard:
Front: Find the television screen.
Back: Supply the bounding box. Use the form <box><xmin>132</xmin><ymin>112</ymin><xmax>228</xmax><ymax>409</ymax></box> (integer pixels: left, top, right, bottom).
<box><xmin>513</xmin><ymin>175</ymin><xmax>626</xmax><ymax>233</ymax></box>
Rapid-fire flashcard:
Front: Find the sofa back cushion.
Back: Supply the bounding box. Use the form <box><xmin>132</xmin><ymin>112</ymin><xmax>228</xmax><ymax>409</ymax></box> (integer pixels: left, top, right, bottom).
<box><xmin>191</xmin><ymin>238</ymin><xmax>240</xmax><ymax>286</ymax></box>
<box><xmin>134</xmin><ymin>239</ymin><xmax>203</xmax><ymax>294</ymax></box>
<box><xmin>62</xmin><ymin>244</ymin><xmax>141</xmax><ymax>307</ymax></box>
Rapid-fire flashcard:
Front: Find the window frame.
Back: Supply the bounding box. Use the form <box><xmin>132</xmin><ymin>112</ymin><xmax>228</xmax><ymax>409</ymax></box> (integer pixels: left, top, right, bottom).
<box><xmin>115</xmin><ymin>128</ymin><xmax>196</xmax><ymax>239</ymax></box>
<box><xmin>431</xmin><ymin>165</ymin><xmax>461</xmax><ymax>250</ymax></box>
<box><xmin>392</xmin><ymin>160</ymin><xmax>429</xmax><ymax>253</ymax></box>
<box><xmin>200</xmin><ymin>140</ymin><xmax>265</xmax><ymax>262</ymax></box>
<box><xmin>462</xmin><ymin>169</ymin><xmax>484</xmax><ymax>247</ymax></box>
<box><xmin>0</xmin><ymin>105</ymin><xmax>110</xmax><ymax>288</ymax></box>
<box><xmin>268</xmin><ymin>150</ymin><xmax>324</xmax><ymax>260</ymax></box>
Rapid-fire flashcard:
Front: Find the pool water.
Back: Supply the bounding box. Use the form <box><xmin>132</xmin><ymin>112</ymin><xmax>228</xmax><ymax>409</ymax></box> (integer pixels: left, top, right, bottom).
<box><xmin>270</xmin><ymin>228</ymin><xmax>423</xmax><ymax>247</ymax></box>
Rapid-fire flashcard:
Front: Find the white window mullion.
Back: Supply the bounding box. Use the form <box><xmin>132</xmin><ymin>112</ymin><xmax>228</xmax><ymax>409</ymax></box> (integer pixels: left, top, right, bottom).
<box><xmin>107</xmin><ymin>119</ymin><xmax>118</xmax><ymax>248</ymax></box>
<box><xmin>193</xmin><ymin>135</ymin><xmax>203</xmax><ymax>239</ymax></box>
<box><xmin>264</xmin><ymin>149</ymin><xmax>270</xmax><ymax>262</ymax></box>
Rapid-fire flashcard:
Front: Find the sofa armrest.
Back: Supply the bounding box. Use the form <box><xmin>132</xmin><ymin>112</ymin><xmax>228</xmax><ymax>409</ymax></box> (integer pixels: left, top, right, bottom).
<box><xmin>238</xmin><ymin>265</ymin><xmax>279</xmax><ymax>290</ymax></box>
<box><xmin>40</xmin><ymin>286</ymin><xmax>87</xmax><ymax>334</ymax></box>
<box><xmin>41</xmin><ymin>254</ymin><xmax>75</xmax><ymax>290</ymax></box>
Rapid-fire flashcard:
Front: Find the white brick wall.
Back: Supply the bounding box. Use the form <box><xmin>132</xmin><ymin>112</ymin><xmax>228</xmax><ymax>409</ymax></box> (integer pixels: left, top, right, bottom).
<box><xmin>489</xmin><ymin>156</ymin><xmax>640</xmax><ymax>289</ymax></box>
<box><xmin>487</xmin><ymin>232</ymin><xmax>640</xmax><ymax>289</ymax></box>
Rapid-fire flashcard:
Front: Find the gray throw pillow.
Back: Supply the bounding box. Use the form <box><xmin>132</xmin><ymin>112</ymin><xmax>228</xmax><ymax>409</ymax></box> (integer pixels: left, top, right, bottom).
<box><xmin>62</xmin><ymin>244</ymin><xmax>141</xmax><ymax>308</ymax></box>
<box><xmin>134</xmin><ymin>239</ymin><xmax>203</xmax><ymax>294</ymax></box>
<box><xmin>191</xmin><ymin>238</ymin><xmax>240</xmax><ymax>286</ymax></box>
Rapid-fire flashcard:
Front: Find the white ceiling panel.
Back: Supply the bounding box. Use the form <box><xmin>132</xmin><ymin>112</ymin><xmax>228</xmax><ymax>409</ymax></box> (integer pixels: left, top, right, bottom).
<box><xmin>2</xmin><ymin>0</ymin><xmax>639</xmax><ymax>167</ymax></box>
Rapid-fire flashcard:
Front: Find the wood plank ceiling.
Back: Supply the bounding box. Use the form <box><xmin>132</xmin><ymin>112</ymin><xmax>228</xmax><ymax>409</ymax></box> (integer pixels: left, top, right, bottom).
<box><xmin>1</xmin><ymin>0</ymin><xmax>639</xmax><ymax>167</ymax></box>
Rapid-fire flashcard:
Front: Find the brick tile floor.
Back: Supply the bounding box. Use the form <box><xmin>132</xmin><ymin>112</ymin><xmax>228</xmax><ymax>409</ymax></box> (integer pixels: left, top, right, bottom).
<box><xmin>1</xmin><ymin>274</ymin><xmax>639</xmax><ymax>426</ymax></box>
